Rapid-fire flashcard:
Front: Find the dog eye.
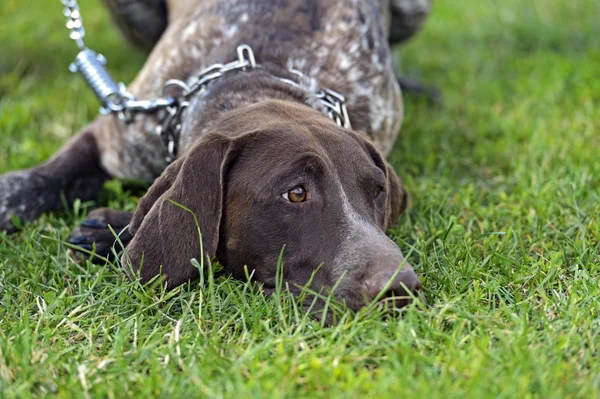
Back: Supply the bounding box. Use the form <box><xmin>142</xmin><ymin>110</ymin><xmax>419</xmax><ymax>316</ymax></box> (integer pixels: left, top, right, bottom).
<box><xmin>373</xmin><ymin>184</ymin><xmax>384</xmax><ymax>199</ymax></box>
<box><xmin>282</xmin><ymin>186</ymin><xmax>307</xmax><ymax>202</ymax></box>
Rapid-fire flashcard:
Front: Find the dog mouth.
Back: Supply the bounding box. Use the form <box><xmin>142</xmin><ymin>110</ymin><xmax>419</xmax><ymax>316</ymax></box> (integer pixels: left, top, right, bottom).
<box><xmin>260</xmin><ymin>282</ymin><xmax>425</xmax><ymax>315</ymax></box>
<box><xmin>376</xmin><ymin>295</ymin><xmax>414</xmax><ymax>310</ymax></box>
<box><xmin>374</xmin><ymin>291</ymin><xmax>427</xmax><ymax>311</ymax></box>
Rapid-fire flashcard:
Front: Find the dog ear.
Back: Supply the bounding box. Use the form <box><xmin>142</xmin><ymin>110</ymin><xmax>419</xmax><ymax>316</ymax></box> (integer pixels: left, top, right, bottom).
<box><xmin>383</xmin><ymin>162</ymin><xmax>408</xmax><ymax>229</ymax></box>
<box><xmin>349</xmin><ymin>132</ymin><xmax>408</xmax><ymax>229</ymax></box>
<box><xmin>123</xmin><ymin>133</ymin><xmax>235</xmax><ymax>288</ymax></box>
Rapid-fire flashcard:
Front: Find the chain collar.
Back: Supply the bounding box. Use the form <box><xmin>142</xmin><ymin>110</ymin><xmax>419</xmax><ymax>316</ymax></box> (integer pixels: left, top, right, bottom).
<box><xmin>62</xmin><ymin>0</ymin><xmax>352</xmax><ymax>163</ymax></box>
<box><xmin>155</xmin><ymin>45</ymin><xmax>353</xmax><ymax>163</ymax></box>
<box><xmin>154</xmin><ymin>45</ymin><xmax>258</xmax><ymax>163</ymax></box>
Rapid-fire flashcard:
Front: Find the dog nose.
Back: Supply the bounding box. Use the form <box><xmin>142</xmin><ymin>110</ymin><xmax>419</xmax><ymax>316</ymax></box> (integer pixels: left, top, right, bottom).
<box><xmin>363</xmin><ymin>266</ymin><xmax>422</xmax><ymax>307</ymax></box>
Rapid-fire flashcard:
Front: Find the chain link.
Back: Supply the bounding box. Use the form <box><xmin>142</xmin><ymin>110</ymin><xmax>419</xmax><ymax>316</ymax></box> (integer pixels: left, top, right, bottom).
<box><xmin>155</xmin><ymin>45</ymin><xmax>259</xmax><ymax>162</ymax></box>
<box><xmin>61</xmin><ymin>0</ymin><xmax>174</xmax><ymax>121</ymax></box>
<box><xmin>61</xmin><ymin>0</ymin><xmax>352</xmax><ymax>164</ymax></box>
<box><xmin>317</xmin><ymin>88</ymin><xmax>352</xmax><ymax>130</ymax></box>
<box><xmin>155</xmin><ymin>45</ymin><xmax>352</xmax><ymax>162</ymax></box>
<box><xmin>61</xmin><ymin>0</ymin><xmax>85</xmax><ymax>49</ymax></box>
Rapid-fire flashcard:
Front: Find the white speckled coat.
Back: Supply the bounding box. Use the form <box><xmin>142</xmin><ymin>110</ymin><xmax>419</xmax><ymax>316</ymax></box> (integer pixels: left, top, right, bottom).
<box><xmin>97</xmin><ymin>0</ymin><xmax>431</xmax><ymax>180</ymax></box>
<box><xmin>0</xmin><ymin>0</ymin><xmax>432</xmax><ymax>231</ymax></box>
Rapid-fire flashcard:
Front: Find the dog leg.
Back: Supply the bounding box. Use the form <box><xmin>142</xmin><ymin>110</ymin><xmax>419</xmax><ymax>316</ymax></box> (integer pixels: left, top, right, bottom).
<box><xmin>69</xmin><ymin>208</ymin><xmax>134</xmax><ymax>263</ymax></box>
<box><xmin>387</xmin><ymin>0</ymin><xmax>433</xmax><ymax>45</ymax></box>
<box><xmin>386</xmin><ymin>1</ymin><xmax>440</xmax><ymax>102</ymax></box>
<box><xmin>103</xmin><ymin>0</ymin><xmax>168</xmax><ymax>52</ymax></box>
<box><xmin>0</xmin><ymin>122</ymin><xmax>110</xmax><ymax>232</ymax></box>
<box><xmin>396</xmin><ymin>72</ymin><xmax>441</xmax><ymax>103</ymax></box>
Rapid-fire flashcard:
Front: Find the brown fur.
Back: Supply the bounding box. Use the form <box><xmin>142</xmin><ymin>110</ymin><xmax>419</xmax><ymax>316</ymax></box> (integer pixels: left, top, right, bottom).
<box><xmin>0</xmin><ymin>0</ymin><xmax>432</xmax><ymax>312</ymax></box>
<box><xmin>124</xmin><ymin>101</ymin><xmax>410</xmax><ymax>296</ymax></box>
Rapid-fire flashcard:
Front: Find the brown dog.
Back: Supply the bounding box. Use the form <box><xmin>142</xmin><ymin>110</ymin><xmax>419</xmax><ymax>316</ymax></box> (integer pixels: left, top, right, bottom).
<box><xmin>0</xmin><ymin>0</ymin><xmax>431</xmax><ymax>311</ymax></box>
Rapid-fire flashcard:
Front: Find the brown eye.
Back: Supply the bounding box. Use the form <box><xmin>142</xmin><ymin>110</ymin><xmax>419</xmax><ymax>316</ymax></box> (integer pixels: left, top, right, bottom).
<box><xmin>374</xmin><ymin>185</ymin><xmax>384</xmax><ymax>198</ymax></box>
<box><xmin>283</xmin><ymin>186</ymin><xmax>307</xmax><ymax>202</ymax></box>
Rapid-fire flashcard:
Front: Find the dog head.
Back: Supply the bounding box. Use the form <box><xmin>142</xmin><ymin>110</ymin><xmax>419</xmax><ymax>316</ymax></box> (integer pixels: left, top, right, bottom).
<box><xmin>124</xmin><ymin>100</ymin><xmax>421</xmax><ymax>311</ymax></box>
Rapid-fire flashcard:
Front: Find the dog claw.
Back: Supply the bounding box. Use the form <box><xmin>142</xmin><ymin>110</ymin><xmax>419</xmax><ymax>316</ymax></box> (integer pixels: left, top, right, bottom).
<box><xmin>80</xmin><ymin>219</ymin><xmax>107</xmax><ymax>229</ymax></box>
<box><xmin>68</xmin><ymin>240</ymin><xmax>93</xmax><ymax>252</ymax></box>
<box><xmin>68</xmin><ymin>209</ymin><xmax>134</xmax><ymax>263</ymax></box>
<box><xmin>68</xmin><ymin>235</ymin><xmax>88</xmax><ymax>245</ymax></box>
<box><xmin>395</xmin><ymin>74</ymin><xmax>442</xmax><ymax>104</ymax></box>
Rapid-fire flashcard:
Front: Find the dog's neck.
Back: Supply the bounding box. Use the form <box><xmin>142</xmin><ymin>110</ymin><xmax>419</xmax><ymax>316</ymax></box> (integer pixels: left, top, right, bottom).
<box><xmin>178</xmin><ymin>65</ymin><xmax>329</xmax><ymax>150</ymax></box>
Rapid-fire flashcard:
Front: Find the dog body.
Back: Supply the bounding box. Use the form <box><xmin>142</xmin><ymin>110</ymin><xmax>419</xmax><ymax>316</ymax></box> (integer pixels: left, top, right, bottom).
<box><xmin>100</xmin><ymin>0</ymin><xmax>404</xmax><ymax>181</ymax></box>
<box><xmin>0</xmin><ymin>0</ymin><xmax>431</xmax><ymax>311</ymax></box>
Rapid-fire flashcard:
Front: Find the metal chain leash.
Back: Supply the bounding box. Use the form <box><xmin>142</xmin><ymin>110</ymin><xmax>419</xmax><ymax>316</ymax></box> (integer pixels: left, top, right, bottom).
<box><xmin>61</xmin><ymin>0</ymin><xmax>352</xmax><ymax>163</ymax></box>
<box><xmin>61</xmin><ymin>0</ymin><xmax>175</xmax><ymax>121</ymax></box>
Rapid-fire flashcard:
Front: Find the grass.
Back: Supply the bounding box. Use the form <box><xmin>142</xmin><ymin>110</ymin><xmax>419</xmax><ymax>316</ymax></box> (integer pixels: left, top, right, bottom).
<box><xmin>1</xmin><ymin>0</ymin><xmax>599</xmax><ymax>397</ymax></box>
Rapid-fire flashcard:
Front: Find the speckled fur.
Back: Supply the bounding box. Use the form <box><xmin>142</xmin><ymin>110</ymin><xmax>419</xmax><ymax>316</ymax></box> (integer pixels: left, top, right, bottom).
<box><xmin>0</xmin><ymin>0</ymin><xmax>431</xmax><ymax>231</ymax></box>
<box><xmin>96</xmin><ymin>0</ymin><xmax>431</xmax><ymax>180</ymax></box>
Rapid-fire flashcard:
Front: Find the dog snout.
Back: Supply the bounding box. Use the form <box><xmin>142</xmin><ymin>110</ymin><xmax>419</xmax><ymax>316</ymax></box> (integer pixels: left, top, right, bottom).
<box><xmin>363</xmin><ymin>265</ymin><xmax>422</xmax><ymax>307</ymax></box>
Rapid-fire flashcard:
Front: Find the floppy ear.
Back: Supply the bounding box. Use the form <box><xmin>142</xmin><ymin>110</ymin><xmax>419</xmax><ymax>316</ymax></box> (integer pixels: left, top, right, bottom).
<box><xmin>123</xmin><ymin>133</ymin><xmax>234</xmax><ymax>288</ymax></box>
<box><xmin>383</xmin><ymin>162</ymin><xmax>408</xmax><ymax>229</ymax></box>
<box><xmin>349</xmin><ymin>132</ymin><xmax>409</xmax><ymax>229</ymax></box>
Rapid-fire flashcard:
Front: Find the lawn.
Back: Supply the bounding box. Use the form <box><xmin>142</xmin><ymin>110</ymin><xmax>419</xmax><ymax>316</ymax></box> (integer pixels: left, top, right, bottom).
<box><xmin>1</xmin><ymin>0</ymin><xmax>599</xmax><ymax>397</ymax></box>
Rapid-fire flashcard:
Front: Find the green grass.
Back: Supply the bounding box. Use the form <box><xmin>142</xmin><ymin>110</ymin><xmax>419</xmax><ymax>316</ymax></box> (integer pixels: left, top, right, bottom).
<box><xmin>1</xmin><ymin>0</ymin><xmax>599</xmax><ymax>397</ymax></box>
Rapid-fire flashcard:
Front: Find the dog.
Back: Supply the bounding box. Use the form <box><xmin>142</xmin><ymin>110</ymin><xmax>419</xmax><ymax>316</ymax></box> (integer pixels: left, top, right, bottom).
<box><xmin>0</xmin><ymin>0</ymin><xmax>431</xmax><ymax>312</ymax></box>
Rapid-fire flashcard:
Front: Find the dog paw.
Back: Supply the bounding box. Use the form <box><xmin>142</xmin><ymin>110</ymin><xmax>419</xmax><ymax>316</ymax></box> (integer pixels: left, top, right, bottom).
<box><xmin>395</xmin><ymin>75</ymin><xmax>442</xmax><ymax>104</ymax></box>
<box><xmin>0</xmin><ymin>169</ymin><xmax>58</xmax><ymax>232</ymax></box>
<box><xmin>69</xmin><ymin>208</ymin><xmax>134</xmax><ymax>263</ymax></box>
